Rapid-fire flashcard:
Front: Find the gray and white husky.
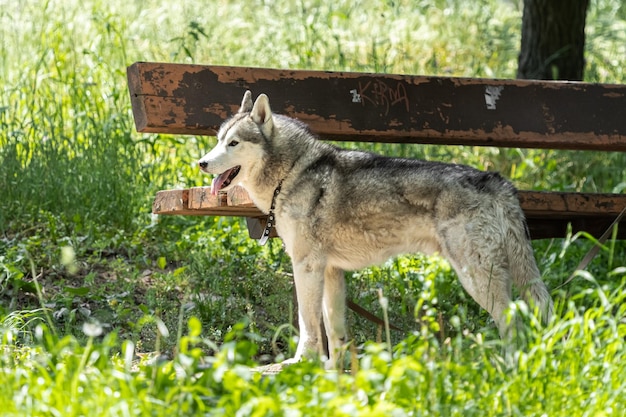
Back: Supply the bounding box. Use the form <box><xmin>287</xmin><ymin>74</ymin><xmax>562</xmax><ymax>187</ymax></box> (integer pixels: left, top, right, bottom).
<box><xmin>199</xmin><ymin>91</ymin><xmax>553</xmax><ymax>368</ymax></box>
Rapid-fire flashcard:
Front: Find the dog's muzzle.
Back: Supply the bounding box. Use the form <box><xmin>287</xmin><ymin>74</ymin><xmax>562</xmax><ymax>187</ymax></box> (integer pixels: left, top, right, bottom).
<box><xmin>199</xmin><ymin>161</ymin><xmax>241</xmax><ymax>195</ymax></box>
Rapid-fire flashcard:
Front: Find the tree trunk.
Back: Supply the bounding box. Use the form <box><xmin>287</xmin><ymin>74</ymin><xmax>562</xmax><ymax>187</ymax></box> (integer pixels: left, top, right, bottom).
<box><xmin>517</xmin><ymin>0</ymin><xmax>590</xmax><ymax>80</ymax></box>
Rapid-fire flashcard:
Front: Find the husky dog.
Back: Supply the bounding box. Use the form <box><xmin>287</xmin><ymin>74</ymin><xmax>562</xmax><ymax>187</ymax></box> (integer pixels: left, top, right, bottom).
<box><xmin>199</xmin><ymin>91</ymin><xmax>553</xmax><ymax>368</ymax></box>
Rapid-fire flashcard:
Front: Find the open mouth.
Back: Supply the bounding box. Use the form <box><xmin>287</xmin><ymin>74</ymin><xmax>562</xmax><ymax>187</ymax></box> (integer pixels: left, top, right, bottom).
<box><xmin>211</xmin><ymin>166</ymin><xmax>241</xmax><ymax>195</ymax></box>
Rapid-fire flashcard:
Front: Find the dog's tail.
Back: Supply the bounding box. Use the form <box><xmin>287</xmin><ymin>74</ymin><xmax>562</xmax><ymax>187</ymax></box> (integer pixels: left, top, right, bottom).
<box><xmin>506</xmin><ymin>207</ymin><xmax>554</xmax><ymax>324</ymax></box>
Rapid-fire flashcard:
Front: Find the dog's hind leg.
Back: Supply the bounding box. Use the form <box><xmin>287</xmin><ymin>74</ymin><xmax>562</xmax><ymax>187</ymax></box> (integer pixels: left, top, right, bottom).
<box><xmin>439</xmin><ymin>227</ymin><xmax>518</xmax><ymax>342</ymax></box>
<box><xmin>454</xmin><ymin>266</ymin><xmax>516</xmax><ymax>341</ymax></box>
<box><xmin>322</xmin><ymin>266</ymin><xmax>347</xmax><ymax>369</ymax></box>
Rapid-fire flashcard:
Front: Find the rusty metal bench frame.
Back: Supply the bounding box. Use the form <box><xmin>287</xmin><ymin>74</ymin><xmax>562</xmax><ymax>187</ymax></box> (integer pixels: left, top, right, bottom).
<box><xmin>127</xmin><ymin>62</ymin><xmax>626</xmax><ymax>239</ymax></box>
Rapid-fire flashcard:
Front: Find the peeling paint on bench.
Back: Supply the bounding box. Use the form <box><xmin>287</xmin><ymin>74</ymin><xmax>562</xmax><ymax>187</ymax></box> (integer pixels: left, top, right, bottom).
<box><xmin>128</xmin><ymin>62</ymin><xmax>626</xmax><ymax>151</ymax></box>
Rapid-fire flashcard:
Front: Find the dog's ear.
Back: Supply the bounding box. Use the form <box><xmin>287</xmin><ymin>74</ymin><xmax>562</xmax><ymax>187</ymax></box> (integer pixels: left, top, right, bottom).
<box><xmin>250</xmin><ymin>94</ymin><xmax>273</xmax><ymax>131</ymax></box>
<box><xmin>239</xmin><ymin>90</ymin><xmax>253</xmax><ymax>113</ymax></box>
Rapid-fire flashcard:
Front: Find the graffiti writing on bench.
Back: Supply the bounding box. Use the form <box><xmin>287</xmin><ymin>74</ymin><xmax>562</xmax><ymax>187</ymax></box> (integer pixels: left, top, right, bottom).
<box><xmin>350</xmin><ymin>80</ymin><xmax>410</xmax><ymax>115</ymax></box>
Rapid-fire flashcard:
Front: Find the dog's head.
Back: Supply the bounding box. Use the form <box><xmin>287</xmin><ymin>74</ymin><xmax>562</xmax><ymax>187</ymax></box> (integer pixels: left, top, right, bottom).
<box><xmin>198</xmin><ymin>91</ymin><xmax>274</xmax><ymax>195</ymax></box>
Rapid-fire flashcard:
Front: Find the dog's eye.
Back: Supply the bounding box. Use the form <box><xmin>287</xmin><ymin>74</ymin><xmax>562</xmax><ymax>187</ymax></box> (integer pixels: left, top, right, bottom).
<box><xmin>228</xmin><ymin>140</ymin><xmax>239</xmax><ymax>147</ymax></box>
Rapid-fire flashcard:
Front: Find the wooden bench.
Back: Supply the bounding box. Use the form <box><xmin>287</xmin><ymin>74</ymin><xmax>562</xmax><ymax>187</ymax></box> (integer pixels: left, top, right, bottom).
<box><xmin>127</xmin><ymin>62</ymin><xmax>626</xmax><ymax>240</ymax></box>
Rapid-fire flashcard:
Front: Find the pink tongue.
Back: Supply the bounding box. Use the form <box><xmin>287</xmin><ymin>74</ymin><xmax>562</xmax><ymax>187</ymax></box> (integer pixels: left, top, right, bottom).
<box><xmin>211</xmin><ymin>174</ymin><xmax>227</xmax><ymax>195</ymax></box>
<box><xmin>211</xmin><ymin>169</ymin><xmax>236</xmax><ymax>195</ymax></box>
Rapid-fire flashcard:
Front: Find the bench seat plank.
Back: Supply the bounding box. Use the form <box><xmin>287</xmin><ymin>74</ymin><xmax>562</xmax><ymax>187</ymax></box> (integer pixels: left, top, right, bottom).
<box><xmin>152</xmin><ymin>186</ymin><xmax>626</xmax><ymax>239</ymax></box>
<box><xmin>128</xmin><ymin>62</ymin><xmax>626</xmax><ymax>151</ymax></box>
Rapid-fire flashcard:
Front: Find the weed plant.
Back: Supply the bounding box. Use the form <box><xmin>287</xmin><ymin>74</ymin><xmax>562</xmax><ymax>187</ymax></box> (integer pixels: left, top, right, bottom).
<box><xmin>1</xmin><ymin>0</ymin><xmax>625</xmax><ymax>414</ymax></box>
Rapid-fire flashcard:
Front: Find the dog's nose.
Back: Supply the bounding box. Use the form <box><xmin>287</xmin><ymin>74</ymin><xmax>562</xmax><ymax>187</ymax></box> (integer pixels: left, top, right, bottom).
<box><xmin>199</xmin><ymin>161</ymin><xmax>208</xmax><ymax>169</ymax></box>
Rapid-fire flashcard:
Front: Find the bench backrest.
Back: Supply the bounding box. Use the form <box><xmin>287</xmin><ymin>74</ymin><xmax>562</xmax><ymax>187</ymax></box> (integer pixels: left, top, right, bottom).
<box><xmin>128</xmin><ymin>62</ymin><xmax>626</xmax><ymax>151</ymax></box>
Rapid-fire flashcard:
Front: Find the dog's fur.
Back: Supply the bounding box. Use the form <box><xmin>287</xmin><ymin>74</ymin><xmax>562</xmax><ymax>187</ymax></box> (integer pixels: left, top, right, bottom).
<box><xmin>199</xmin><ymin>91</ymin><xmax>553</xmax><ymax>368</ymax></box>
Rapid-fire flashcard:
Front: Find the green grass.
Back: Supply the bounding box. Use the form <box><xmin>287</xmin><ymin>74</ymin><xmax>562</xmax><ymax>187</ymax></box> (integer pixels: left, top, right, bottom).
<box><xmin>1</xmin><ymin>0</ymin><xmax>626</xmax><ymax>414</ymax></box>
<box><xmin>1</xmin><ymin>278</ymin><xmax>625</xmax><ymax>415</ymax></box>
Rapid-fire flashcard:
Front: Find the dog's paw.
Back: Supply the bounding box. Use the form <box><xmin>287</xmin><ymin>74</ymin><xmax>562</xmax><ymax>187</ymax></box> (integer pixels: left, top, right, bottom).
<box><xmin>280</xmin><ymin>357</ymin><xmax>301</xmax><ymax>366</ymax></box>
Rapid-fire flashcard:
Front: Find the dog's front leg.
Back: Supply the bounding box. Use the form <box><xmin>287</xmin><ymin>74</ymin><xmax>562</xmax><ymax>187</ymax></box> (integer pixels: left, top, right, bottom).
<box><xmin>285</xmin><ymin>258</ymin><xmax>325</xmax><ymax>365</ymax></box>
